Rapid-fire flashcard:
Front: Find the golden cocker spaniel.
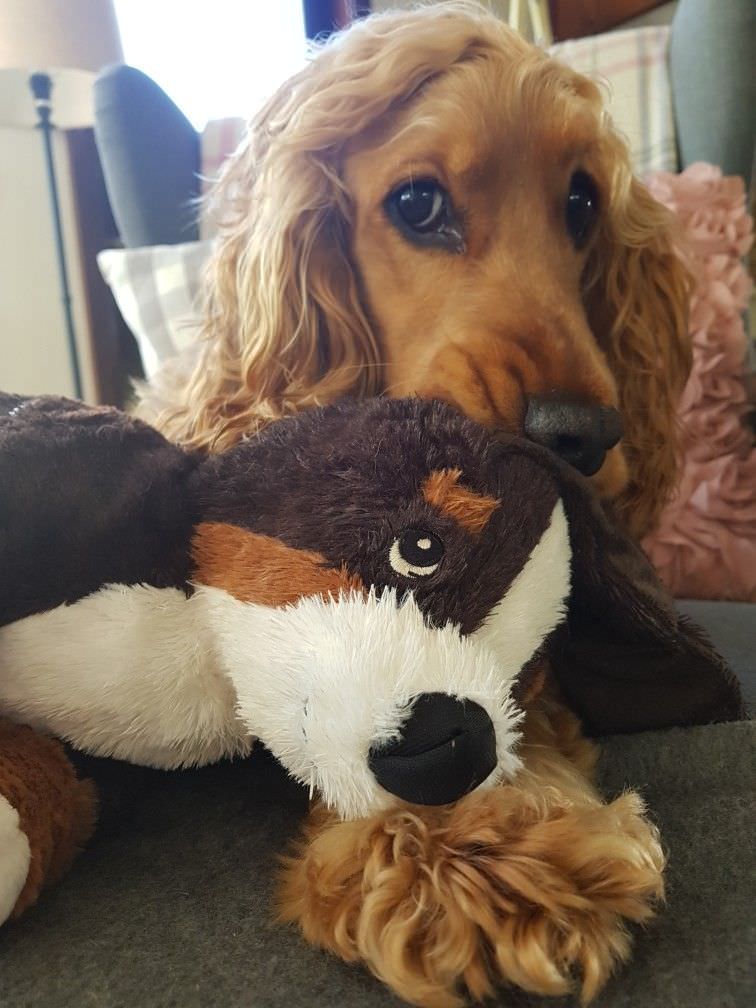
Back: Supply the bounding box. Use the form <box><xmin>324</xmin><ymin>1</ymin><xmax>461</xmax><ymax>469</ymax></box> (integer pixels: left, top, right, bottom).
<box><xmin>137</xmin><ymin>4</ymin><xmax>692</xmax><ymax>1004</ymax></box>
<box><xmin>143</xmin><ymin>2</ymin><xmax>690</xmax><ymax>540</ymax></box>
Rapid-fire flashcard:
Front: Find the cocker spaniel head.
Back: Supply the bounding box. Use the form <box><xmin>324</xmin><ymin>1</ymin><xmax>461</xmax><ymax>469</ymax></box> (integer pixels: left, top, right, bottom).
<box><xmin>155</xmin><ymin>2</ymin><xmax>690</xmax><ymax>538</ymax></box>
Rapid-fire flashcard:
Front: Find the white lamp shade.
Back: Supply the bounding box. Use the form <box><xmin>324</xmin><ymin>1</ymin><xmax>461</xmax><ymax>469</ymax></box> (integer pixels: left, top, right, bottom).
<box><xmin>0</xmin><ymin>0</ymin><xmax>123</xmax><ymax>129</ymax></box>
<box><xmin>0</xmin><ymin>66</ymin><xmax>96</xmax><ymax>129</ymax></box>
<box><xmin>0</xmin><ymin>0</ymin><xmax>123</xmax><ymax>74</ymax></box>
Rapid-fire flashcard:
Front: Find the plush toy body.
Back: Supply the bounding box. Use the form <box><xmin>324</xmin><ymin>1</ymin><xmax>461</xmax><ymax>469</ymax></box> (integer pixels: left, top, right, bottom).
<box><xmin>0</xmin><ymin>393</ymin><xmax>743</xmax><ymax>1004</ymax></box>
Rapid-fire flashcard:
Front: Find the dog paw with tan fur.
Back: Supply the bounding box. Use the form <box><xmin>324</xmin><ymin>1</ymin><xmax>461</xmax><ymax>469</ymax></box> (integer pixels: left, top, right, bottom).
<box><xmin>279</xmin><ymin>783</ymin><xmax>664</xmax><ymax>1008</ymax></box>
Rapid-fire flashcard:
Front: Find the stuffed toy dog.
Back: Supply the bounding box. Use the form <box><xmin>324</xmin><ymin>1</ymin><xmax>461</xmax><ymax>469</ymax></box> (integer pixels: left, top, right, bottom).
<box><xmin>0</xmin><ymin>393</ymin><xmax>743</xmax><ymax>1004</ymax></box>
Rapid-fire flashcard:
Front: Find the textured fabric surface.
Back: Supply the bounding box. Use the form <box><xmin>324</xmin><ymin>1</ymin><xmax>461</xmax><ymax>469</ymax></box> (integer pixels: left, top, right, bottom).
<box><xmin>677</xmin><ymin>600</ymin><xmax>756</xmax><ymax>705</ymax></box>
<box><xmin>95</xmin><ymin>117</ymin><xmax>244</xmax><ymax>378</ymax></box>
<box><xmin>642</xmin><ymin>165</ymin><xmax>755</xmax><ymax>602</ymax></box>
<box><xmin>0</xmin><ymin>718</ymin><xmax>753</xmax><ymax>1008</ymax></box>
<box><xmin>669</xmin><ymin>0</ymin><xmax>755</xmax><ymax>189</ymax></box>
<box><xmin>97</xmin><ymin>241</ymin><xmax>213</xmax><ymax>378</ymax></box>
<box><xmin>200</xmin><ymin>118</ymin><xmax>245</xmax><ymax>191</ymax></box>
<box><xmin>550</xmin><ymin>26</ymin><xmax>677</xmax><ymax>177</ymax></box>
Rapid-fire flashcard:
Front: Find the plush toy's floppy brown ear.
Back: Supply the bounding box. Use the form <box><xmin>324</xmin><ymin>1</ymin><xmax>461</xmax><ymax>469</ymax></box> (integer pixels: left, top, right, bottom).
<box><xmin>551</xmin><ymin>465</ymin><xmax>745</xmax><ymax>735</ymax></box>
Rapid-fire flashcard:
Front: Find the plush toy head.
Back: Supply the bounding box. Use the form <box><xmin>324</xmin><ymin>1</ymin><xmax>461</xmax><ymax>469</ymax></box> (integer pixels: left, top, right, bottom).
<box><xmin>0</xmin><ymin>395</ymin><xmax>744</xmax><ymax>822</ymax></box>
<box><xmin>191</xmin><ymin>398</ymin><xmax>575</xmax><ymax>817</ymax></box>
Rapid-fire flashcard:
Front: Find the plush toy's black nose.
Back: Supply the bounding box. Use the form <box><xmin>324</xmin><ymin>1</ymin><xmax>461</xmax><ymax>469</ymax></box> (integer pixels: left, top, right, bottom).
<box><xmin>524</xmin><ymin>395</ymin><xmax>622</xmax><ymax>476</ymax></box>
<box><xmin>368</xmin><ymin>693</ymin><xmax>497</xmax><ymax>806</ymax></box>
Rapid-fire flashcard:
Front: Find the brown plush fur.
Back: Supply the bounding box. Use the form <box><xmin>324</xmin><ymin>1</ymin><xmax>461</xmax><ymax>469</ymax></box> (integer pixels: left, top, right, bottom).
<box><xmin>0</xmin><ymin>719</ymin><xmax>97</xmax><ymax>918</ymax></box>
<box><xmin>192</xmin><ymin>523</ymin><xmax>364</xmax><ymax>605</ymax></box>
<box><xmin>141</xmin><ymin>3</ymin><xmax>691</xmax><ymax>540</ymax></box>
<box><xmin>279</xmin><ymin>692</ymin><xmax>664</xmax><ymax>1007</ymax></box>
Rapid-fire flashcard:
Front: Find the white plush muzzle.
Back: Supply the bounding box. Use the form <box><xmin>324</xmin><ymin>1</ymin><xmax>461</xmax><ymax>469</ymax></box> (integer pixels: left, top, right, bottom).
<box><xmin>204</xmin><ymin>586</ymin><xmax>521</xmax><ymax>819</ymax></box>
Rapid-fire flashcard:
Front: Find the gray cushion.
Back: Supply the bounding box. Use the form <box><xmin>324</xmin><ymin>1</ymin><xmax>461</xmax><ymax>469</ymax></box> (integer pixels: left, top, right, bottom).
<box><xmin>678</xmin><ymin>600</ymin><xmax>755</xmax><ymax>709</ymax></box>
<box><xmin>94</xmin><ymin>65</ymin><xmax>201</xmax><ymax>248</ymax></box>
<box><xmin>669</xmin><ymin>0</ymin><xmax>756</xmax><ymax>186</ymax></box>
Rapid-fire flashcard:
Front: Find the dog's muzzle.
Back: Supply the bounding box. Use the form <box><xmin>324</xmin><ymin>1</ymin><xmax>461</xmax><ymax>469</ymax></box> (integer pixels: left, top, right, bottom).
<box><xmin>368</xmin><ymin>692</ymin><xmax>497</xmax><ymax>805</ymax></box>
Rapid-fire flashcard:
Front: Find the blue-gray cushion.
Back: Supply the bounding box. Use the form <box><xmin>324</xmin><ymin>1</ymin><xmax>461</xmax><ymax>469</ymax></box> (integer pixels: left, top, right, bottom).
<box><xmin>669</xmin><ymin>0</ymin><xmax>756</xmax><ymax>186</ymax></box>
<box><xmin>678</xmin><ymin>600</ymin><xmax>755</xmax><ymax>709</ymax></box>
<box><xmin>94</xmin><ymin>65</ymin><xmax>200</xmax><ymax>248</ymax></box>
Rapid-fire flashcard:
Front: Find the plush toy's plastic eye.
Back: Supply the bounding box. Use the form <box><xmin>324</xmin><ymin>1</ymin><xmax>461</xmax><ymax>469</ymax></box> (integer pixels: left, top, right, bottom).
<box><xmin>389</xmin><ymin>528</ymin><xmax>444</xmax><ymax>577</ymax></box>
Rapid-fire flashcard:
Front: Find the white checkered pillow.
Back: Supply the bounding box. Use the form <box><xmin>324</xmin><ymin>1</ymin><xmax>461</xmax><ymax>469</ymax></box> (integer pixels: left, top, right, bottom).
<box><xmin>98</xmin><ymin>241</ymin><xmax>213</xmax><ymax>379</ymax></box>
<box><xmin>550</xmin><ymin>26</ymin><xmax>677</xmax><ymax>177</ymax></box>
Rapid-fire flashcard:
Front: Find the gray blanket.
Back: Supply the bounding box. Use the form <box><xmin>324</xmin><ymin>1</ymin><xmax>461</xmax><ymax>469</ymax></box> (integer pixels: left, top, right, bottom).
<box><xmin>1</xmin><ymin>717</ymin><xmax>754</xmax><ymax>1008</ymax></box>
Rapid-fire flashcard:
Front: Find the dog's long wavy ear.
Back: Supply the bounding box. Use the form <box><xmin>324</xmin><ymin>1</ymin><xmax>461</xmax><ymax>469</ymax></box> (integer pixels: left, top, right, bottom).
<box><xmin>153</xmin><ymin>65</ymin><xmax>382</xmax><ymax>451</ymax></box>
<box><xmin>583</xmin><ymin>127</ymin><xmax>692</xmax><ymax>540</ymax></box>
<box><xmin>552</xmin><ymin>464</ymin><xmax>745</xmax><ymax>735</ymax></box>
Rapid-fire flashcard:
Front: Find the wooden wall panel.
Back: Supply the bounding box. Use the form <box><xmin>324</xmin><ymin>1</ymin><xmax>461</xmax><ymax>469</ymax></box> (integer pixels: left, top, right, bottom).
<box><xmin>549</xmin><ymin>0</ymin><xmax>666</xmax><ymax>40</ymax></box>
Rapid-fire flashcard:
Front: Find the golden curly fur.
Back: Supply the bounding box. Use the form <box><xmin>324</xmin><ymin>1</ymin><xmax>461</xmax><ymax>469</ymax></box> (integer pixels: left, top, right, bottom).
<box><xmin>279</xmin><ymin>693</ymin><xmax>664</xmax><ymax>1007</ymax></box>
<box><xmin>142</xmin><ymin>2</ymin><xmax>690</xmax><ymax>539</ymax></box>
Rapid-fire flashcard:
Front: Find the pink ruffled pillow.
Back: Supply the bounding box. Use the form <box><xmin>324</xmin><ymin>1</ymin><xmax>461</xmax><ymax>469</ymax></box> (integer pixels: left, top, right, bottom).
<box><xmin>642</xmin><ymin>163</ymin><xmax>755</xmax><ymax>601</ymax></box>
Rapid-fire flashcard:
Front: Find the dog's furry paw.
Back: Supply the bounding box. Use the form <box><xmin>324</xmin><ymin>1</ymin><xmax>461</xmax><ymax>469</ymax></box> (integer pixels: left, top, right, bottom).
<box><xmin>278</xmin><ymin>786</ymin><xmax>664</xmax><ymax>1007</ymax></box>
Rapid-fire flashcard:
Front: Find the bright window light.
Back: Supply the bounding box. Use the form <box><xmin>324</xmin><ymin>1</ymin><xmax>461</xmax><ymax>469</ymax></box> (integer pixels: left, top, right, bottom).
<box><xmin>113</xmin><ymin>0</ymin><xmax>307</xmax><ymax>130</ymax></box>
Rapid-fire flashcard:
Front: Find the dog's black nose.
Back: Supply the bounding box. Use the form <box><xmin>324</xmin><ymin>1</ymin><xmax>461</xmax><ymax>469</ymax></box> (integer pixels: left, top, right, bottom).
<box><xmin>368</xmin><ymin>693</ymin><xmax>497</xmax><ymax>806</ymax></box>
<box><xmin>523</xmin><ymin>395</ymin><xmax>622</xmax><ymax>476</ymax></box>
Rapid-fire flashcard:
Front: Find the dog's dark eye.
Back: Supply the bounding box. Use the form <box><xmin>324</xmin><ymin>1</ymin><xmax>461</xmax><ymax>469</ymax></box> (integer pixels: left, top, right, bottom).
<box><xmin>385</xmin><ymin>179</ymin><xmax>463</xmax><ymax>251</ymax></box>
<box><xmin>389</xmin><ymin>528</ymin><xmax>444</xmax><ymax>577</ymax></box>
<box><xmin>566</xmin><ymin>171</ymin><xmax>599</xmax><ymax>248</ymax></box>
<box><xmin>394</xmin><ymin>179</ymin><xmax>447</xmax><ymax>231</ymax></box>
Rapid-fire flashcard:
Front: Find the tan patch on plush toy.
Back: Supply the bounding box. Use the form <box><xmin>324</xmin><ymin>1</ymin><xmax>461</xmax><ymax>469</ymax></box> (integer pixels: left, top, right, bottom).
<box><xmin>0</xmin><ymin>719</ymin><xmax>97</xmax><ymax>918</ymax></box>
<box><xmin>192</xmin><ymin>523</ymin><xmax>365</xmax><ymax>605</ymax></box>
<box><xmin>423</xmin><ymin>469</ymin><xmax>500</xmax><ymax>535</ymax></box>
<box><xmin>278</xmin><ymin>697</ymin><xmax>664</xmax><ymax>1007</ymax></box>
